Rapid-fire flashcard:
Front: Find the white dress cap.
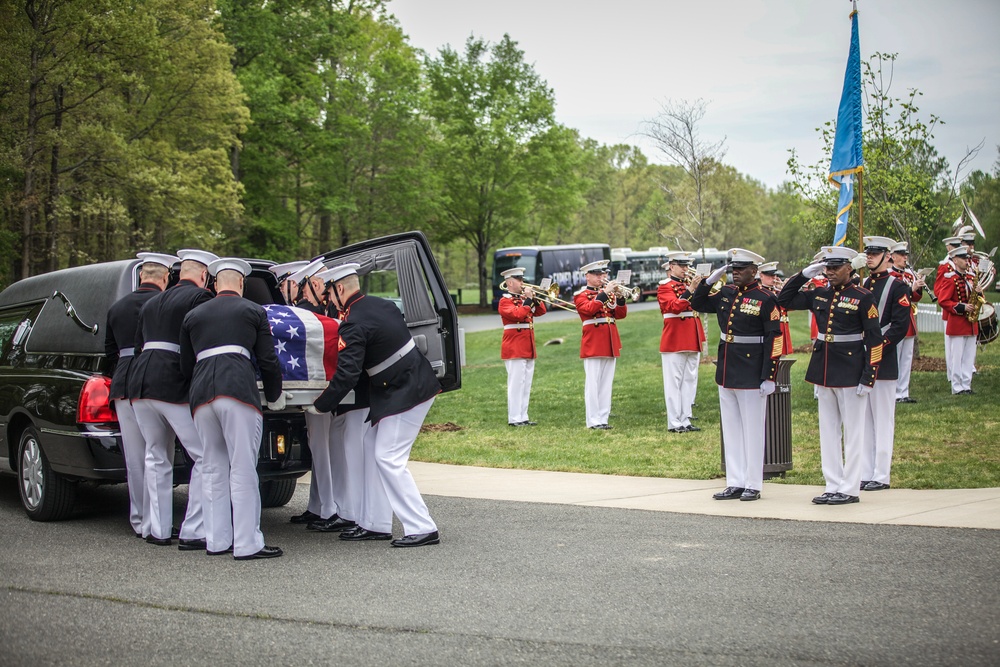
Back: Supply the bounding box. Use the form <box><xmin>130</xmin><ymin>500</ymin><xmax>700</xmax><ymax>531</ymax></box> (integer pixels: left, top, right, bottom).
<box><xmin>136</xmin><ymin>252</ymin><xmax>179</xmax><ymax>269</ymax></box>
<box><xmin>500</xmin><ymin>267</ymin><xmax>526</xmax><ymax>278</ymax></box>
<box><xmin>863</xmin><ymin>236</ymin><xmax>897</xmax><ymax>251</ymax></box>
<box><xmin>947</xmin><ymin>246</ymin><xmax>971</xmax><ymax>259</ymax></box>
<box><xmin>957</xmin><ymin>225</ymin><xmax>974</xmax><ymax>237</ymax></box>
<box><xmin>325</xmin><ymin>262</ymin><xmax>361</xmax><ymax>283</ymax></box>
<box><xmin>942</xmin><ymin>236</ymin><xmax>963</xmax><ymax>246</ymax></box>
<box><xmin>728</xmin><ymin>248</ymin><xmax>765</xmax><ymax>265</ymax></box>
<box><xmin>208</xmin><ymin>257</ymin><xmax>252</xmax><ymax>277</ymax></box>
<box><xmin>580</xmin><ymin>259</ymin><xmax>610</xmax><ymax>273</ymax></box>
<box><xmin>288</xmin><ymin>258</ymin><xmax>326</xmax><ymax>284</ymax></box>
<box><xmin>818</xmin><ymin>246</ymin><xmax>859</xmax><ymax>264</ymax></box>
<box><xmin>268</xmin><ymin>260</ymin><xmax>309</xmax><ymax>281</ymax></box>
<box><xmin>960</xmin><ymin>231</ymin><xmax>977</xmax><ymax>242</ymax></box>
<box><xmin>758</xmin><ymin>261</ymin><xmax>779</xmax><ymax>274</ymax></box>
<box><xmin>663</xmin><ymin>251</ymin><xmax>693</xmax><ymax>266</ymax></box>
<box><xmin>177</xmin><ymin>249</ymin><xmax>220</xmax><ymax>267</ymax></box>
<box><xmin>891</xmin><ymin>242</ymin><xmax>909</xmax><ymax>254</ymax></box>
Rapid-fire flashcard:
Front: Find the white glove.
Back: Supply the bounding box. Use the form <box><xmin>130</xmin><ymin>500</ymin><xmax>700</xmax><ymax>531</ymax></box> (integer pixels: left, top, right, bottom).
<box><xmin>850</xmin><ymin>254</ymin><xmax>868</xmax><ymax>271</ymax></box>
<box><xmin>706</xmin><ymin>264</ymin><xmax>730</xmax><ymax>284</ymax></box>
<box><xmin>759</xmin><ymin>380</ymin><xmax>776</xmax><ymax>397</ymax></box>
<box><xmin>303</xmin><ymin>404</ymin><xmax>322</xmax><ymax>415</ymax></box>
<box><xmin>266</xmin><ymin>390</ymin><xmax>292</xmax><ymax>411</ymax></box>
<box><xmin>801</xmin><ymin>263</ymin><xmax>825</xmax><ymax>279</ymax></box>
<box><xmin>856</xmin><ymin>384</ymin><xmax>873</xmax><ymax>397</ymax></box>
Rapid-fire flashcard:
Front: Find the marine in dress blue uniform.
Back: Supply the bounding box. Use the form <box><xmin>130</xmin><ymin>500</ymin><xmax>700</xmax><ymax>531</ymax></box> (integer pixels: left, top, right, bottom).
<box><xmin>691</xmin><ymin>249</ymin><xmax>782</xmax><ymax>501</ymax></box>
<box><xmin>859</xmin><ymin>237</ymin><xmax>912</xmax><ymax>492</ymax></box>
<box><xmin>179</xmin><ymin>258</ymin><xmax>285</xmax><ymax>560</ymax></box>
<box><xmin>313</xmin><ymin>263</ymin><xmax>442</xmax><ymax>548</ymax></box>
<box><xmin>778</xmin><ymin>247</ymin><xmax>883</xmax><ymax>505</ymax></box>
<box><xmin>129</xmin><ymin>248</ymin><xmax>218</xmax><ymax>546</ymax></box>
<box><xmin>103</xmin><ymin>252</ymin><xmax>176</xmax><ymax>536</ymax></box>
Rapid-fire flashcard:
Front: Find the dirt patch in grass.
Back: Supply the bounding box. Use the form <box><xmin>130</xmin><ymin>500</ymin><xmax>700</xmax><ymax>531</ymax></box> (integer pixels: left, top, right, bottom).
<box><xmin>912</xmin><ymin>356</ymin><xmax>947</xmax><ymax>372</ymax></box>
<box><xmin>421</xmin><ymin>422</ymin><xmax>463</xmax><ymax>433</ymax></box>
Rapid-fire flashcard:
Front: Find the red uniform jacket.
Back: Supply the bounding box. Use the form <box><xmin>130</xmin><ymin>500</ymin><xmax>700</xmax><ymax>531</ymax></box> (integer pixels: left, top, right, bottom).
<box><xmin>935</xmin><ymin>269</ymin><xmax>979</xmax><ymax>336</ymax></box>
<box><xmin>498</xmin><ymin>292</ymin><xmax>546</xmax><ymax>359</ymax></box>
<box><xmin>934</xmin><ymin>259</ymin><xmax>953</xmax><ymax>322</ymax></box>
<box><xmin>807</xmin><ymin>276</ymin><xmax>828</xmax><ymax>341</ymax></box>
<box><xmin>761</xmin><ymin>284</ymin><xmax>794</xmax><ymax>355</ymax></box>
<box><xmin>575</xmin><ymin>286</ymin><xmax>627</xmax><ymax>358</ymax></box>
<box><xmin>657</xmin><ymin>278</ymin><xmax>705</xmax><ymax>353</ymax></box>
<box><xmin>891</xmin><ymin>266</ymin><xmax>922</xmax><ymax>337</ymax></box>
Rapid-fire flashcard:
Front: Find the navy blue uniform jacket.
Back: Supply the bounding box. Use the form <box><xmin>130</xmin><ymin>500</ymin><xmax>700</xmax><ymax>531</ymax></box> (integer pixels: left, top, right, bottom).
<box><xmin>862</xmin><ymin>270</ymin><xmax>912</xmax><ymax>381</ymax></box>
<box><xmin>103</xmin><ymin>282</ymin><xmax>163</xmax><ymax>401</ymax></box>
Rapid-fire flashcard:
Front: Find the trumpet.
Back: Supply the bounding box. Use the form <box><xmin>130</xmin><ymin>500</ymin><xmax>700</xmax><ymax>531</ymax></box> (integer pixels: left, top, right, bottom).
<box><xmin>601</xmin><ymin>279</ymin><xmax>641</xmax><ymax>302</ymax></box>
<box><xmin>500</xmin><ymin>279</ymin><xmax>576</xmax><ymax>311</ymax></box>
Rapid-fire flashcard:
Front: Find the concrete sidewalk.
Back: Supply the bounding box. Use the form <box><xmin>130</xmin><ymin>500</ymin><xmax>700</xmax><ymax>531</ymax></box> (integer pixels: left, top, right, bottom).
<box><xmin>404</xmin><ymin>462</ymin><xmax>1000</xmax><ymax>530</ymax></box>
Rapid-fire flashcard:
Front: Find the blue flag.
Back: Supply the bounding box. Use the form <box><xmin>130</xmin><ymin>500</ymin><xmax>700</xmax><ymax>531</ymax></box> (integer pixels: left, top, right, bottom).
<box><xmin>829</xmin><ymin>3</ymin><xmax>864</xmax><ymax>247</ymax></box>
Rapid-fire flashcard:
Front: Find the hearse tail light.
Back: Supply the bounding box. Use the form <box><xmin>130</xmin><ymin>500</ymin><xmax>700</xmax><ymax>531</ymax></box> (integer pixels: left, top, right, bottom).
<box><xmin>78</xmin><ymin>375</ymin><xmax>117</xmax><ymax>424</ymax></box>
<box><xmin>276</xmin><ymin>434</ymin><xmax>286</xmax><ymax>455</ymax></box>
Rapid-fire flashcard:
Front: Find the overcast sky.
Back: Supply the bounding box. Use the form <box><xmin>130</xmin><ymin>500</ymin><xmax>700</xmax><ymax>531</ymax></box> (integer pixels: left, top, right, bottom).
<box><xmin>390</xmin><ymin>0</ymin><xmax>1000</xmax><ymax>190</ymax></box>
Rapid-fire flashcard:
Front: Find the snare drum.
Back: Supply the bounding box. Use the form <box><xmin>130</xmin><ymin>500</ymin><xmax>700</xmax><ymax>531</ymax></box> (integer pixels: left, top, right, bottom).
<box><xmin>977</xmin><ymin>302</ymin><xmax>998</xmax><ymax>346</ymax></box>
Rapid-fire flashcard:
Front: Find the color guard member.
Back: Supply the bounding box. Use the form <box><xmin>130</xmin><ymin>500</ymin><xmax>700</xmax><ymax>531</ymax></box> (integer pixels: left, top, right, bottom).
<box><xmin>889</xmin><ymin>242</ymin><xmax>924</xmax><ymax>403</ymax></box>
<box><xmin>574</xmin><ymin>260</ymin><xmax>628</xmax><ymax>430</ymax></box>
<box><xmin>498</xmin><ymin>267</ymin><xmax>546</xmax><ymax>426</ymax></box>
<box><xmin>778</xmin><ymin>247</ymin><xmax>883</xmax><ymax>505</ymax></box>
<box><xmin>859</xmin><ymin>237</ymin><xmax>912</xmax><ymax>492</ymax></box>
<box><xmin>657</xmin><ymin>252</ymin><xmax>705</xmax><ymax>433</ymax></box>
<box><xmin>103</xmin><ymin>252</ymin><xmax>176</xmax><ymax>536</ymax></box>
<box><xmin>130</xmin><ymin>248</ymin><xmax>218</xmax><ymax>547</ymax></box>
<box><xmin>758</xmin><ymin>262</ymin><xmax>794</xmax><ymax>356</ymax></box>
<box><xmin>180</xmin><ymin>258</ymin><xmax>286</xmax><ymax>560</ymax></box>
<box><xmin>314</xmin><ymin>263</ymin><xmax>442</xmax><ymax>547</ymax></box>
<box><xmin>934</xmin><ymin>245</ymin><xmax>980</xmax><ymax>395</ymax></box>
<box><xmin>691</xmin><ymin>249</ymin><xmax>781</xmax><ymax>502</ymax></box>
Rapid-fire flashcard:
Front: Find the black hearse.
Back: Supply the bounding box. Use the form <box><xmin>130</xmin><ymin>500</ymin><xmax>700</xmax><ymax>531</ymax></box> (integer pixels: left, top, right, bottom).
<box><xmin>0</xmin><ymin>232</ymin><xmax>460</xmax><ymax>521</ymax></box>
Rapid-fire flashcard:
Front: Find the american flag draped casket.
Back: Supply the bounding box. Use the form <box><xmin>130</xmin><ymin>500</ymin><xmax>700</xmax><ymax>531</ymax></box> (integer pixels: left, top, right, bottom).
<box><xmin>258</xmin><ymin>304</ymin><xmax>350</xmax><ymax>406</ymax></box>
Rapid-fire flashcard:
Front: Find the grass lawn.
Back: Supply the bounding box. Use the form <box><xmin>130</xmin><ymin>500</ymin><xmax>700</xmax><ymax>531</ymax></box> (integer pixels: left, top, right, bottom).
<box><xmin>418</xmin><ymin>307</ymin><xmax>1000</xmax><ymax>490</ymax></box>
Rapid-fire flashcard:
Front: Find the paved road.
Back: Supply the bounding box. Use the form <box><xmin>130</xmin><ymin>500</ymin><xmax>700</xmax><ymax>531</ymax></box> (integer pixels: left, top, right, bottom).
<box><xmin>1</xmin><ymin>478</ymin><xmax>997</xmax><ymax>666</ymax></box>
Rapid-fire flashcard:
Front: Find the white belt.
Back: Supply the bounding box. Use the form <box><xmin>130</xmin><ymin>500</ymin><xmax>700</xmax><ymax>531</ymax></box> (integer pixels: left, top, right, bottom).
<box><xmin>503</xmin><ymin>323</ymin><xmax>533</xmax><ymax>330</ymax></box>
<box><xmin>724</xmin><ymin>334</ymin><xmax>764</xmax><ymax>344</ymax></box>
<box><xmin>822</xmin><ymin>333</ymin><xmax>864</xmax><ymax>343</ymax></box>
<box><xmin>144</xmin><ymin>341</ymin><xmax>180</xmax><ymax>354</ymax></box>
<box><xmin>118</xmin><ymin>348</ymin><xmax>135</xmax><ymax>358</ymax></box>
<box><xmin>663</xmin><ymin>313</ymin><xmax>695</xmax><ymax>319</ymax></box>
<box><xmin>582</xmin><ymin>317</ymin><xmax>615</xmax><ymax>326</ymax></box>
<box><xmin>196</xmin><ymin>345</ymin><xmax>250</xmax><ymax>362</ymax></box>
<box><xmin>366</xmin><ymin>338</ymin><xmax>415</xmax><ymax>376</ymax></box>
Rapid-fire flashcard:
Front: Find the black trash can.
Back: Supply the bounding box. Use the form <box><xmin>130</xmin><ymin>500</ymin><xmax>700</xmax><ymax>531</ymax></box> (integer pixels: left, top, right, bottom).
<box><xmin>720</xmin><ymin>357</ymin><xmax>795</xmax><ymax>479</ymax></box>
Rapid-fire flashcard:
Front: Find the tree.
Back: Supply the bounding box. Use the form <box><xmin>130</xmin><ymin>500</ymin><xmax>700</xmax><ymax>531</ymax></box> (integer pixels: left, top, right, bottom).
<box><xmin>425</xmin><ymin>34</ymin><xmax>580</xmax><ymax>307</ymax></box>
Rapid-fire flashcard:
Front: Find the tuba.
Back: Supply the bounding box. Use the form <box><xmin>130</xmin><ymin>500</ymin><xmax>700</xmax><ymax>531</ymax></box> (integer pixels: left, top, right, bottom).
<box><xmin>966</xmin><ymin>257</ymin><xmax>995</xmax><ymax>323</ymax></box>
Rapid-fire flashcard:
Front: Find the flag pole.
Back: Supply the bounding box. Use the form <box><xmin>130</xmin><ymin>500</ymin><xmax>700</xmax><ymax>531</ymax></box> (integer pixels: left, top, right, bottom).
<box><xmin>857</xmin><ymin>170</ymin><xmax>864</xmax><ymax>251</ymax></box>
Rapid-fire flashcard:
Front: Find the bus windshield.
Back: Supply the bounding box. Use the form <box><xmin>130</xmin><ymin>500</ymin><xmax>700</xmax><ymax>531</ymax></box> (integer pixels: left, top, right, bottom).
<box><xmin>492</xmin><ymin>251</ymin><xmax>538</xmax><ymax>285</ymax></box>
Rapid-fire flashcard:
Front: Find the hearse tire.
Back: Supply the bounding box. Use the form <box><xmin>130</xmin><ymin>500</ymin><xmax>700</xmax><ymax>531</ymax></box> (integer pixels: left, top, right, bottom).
<box><xmin>259</xmin><ymin>478</ymin><xmax>297</xmax><ymax>508</ymax></box>
<box><xmin>17</xmin><ymin>426</ymin><xmax>76</xmax><ymax>521</ymax></box>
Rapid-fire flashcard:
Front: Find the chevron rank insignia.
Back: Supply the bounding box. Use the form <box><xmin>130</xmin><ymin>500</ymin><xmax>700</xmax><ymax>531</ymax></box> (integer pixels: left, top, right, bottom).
<box><xmin>868</xmin><ymin>305</ymin><xmax>879</xmax><ymax>319</ymax></box>
<box><xmin>898</xmin><ymin>295</ymin><xmax>910</xmax><ymax>307</ymax></box>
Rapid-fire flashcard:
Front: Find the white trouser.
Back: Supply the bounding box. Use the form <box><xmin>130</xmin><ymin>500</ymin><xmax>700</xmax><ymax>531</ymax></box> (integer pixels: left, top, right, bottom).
<box><xmin>358</xmin><ymin>409</ymin><xmax>392</xmax><ymax>532</ymax></box>
<box><xmin>945</xmin><ymin>335</ymin><xmax>976</xmax><ymax>393</ymax></box>
<box><xmin>114</xmin><ymin>399</ymin><xmax>146</xmax><ymax>534</ymax></box>
<box><xmin>370</xmin><ymin>396</ymin><xmax>437</xmax><ymax>536</ymax></box>
<box><xmin>662</xmin><ymin>351</ymin><xmax>698</xmax><ymax>429</ymax></box>
<box><xmin>943</xmin><ymin>330</ymin><xmax>954</xmax><ymax>385</ymax></box>
<box><xmin>816</xmin><ymin>386</ymin><xmax>867</xmax><ymax>496</ymax></box>
<box><xmin>193</xmin><ymin>398</ymin><xmax>264</xmax><ymax>557</ymax></box>
<box><xmin>583</xmin><ymin>357</ymin><xmax>616</xmax><ymax>427</ymax></box>
<box><xmin>330</xmin><ymin>409</ymin><xmax>373</xmax><ymax>523</ymax></box>
<box><xmin>895</xmin><ymin>336</ymin><xmax>915</xmax><ymax>400</ymax></box>
<box><xmin>862</xmin><ymin>380</ymin><xmax>897</xmax><ymax>485</ymax></box>
<box><xmin>132</xmin><ymin>399</ymin><xmax>204</xmax><ymax>541</ymax></box>
<box><xmin>505</xmin><ymin>358</ymin><xmax>536</xmax><ymax>424</ymax></box>
<box><xmin>718</xmin><ymin>387</ymin><xmax>767</xmax><ymax>491</ymax></box>
<box><xmin>304</xmin><ymin>410</ymin><xmax>337</xmax><ymax>520</ymax></box>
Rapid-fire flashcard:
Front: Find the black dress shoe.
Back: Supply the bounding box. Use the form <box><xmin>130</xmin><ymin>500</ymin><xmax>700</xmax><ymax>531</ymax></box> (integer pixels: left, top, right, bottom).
<box><xmin>812</xmin><ymin>492</ymin><xmax>836</xmax><ymax>504</ymax></box>
<box><xmin>713</xmin><ymin>486</ymin><xmax>745</xmax><ymax>500</ymax></box>
<box><xmin>860</xmin><ymin>480</ymin><xmax>872</xmax><ymax>491</ymax></box>
<box><xmin>178</xmin><ymin>538</ymin><xmax>207</xmax><ymax>551</ymax></box>
<box><xmin>684</xmin><ymin>424</ymin><xmax>701</xmax><ymax>432</ymax></box>
<box><xmin>171</xmin><ymin>526</ymin><xmax>180</xmax><ymax>539</ymax></box>
<box><xmin>826</xmin><ymin>493</ymin><xmax>860</xmax><ymax>505</ymax></box>
<box><xmin>862</xmin><ymin>481</ymin><xmax>890</xmax><ymax>491</ymax></box>
<box><xmin>523</xmin><ymin>421</ymin><xmax>537</xmax><ymax>426</ymax></box>
<box><xmin>739</xmin><ymin>489</ymin><xmax>761</xmax><ymax>501</ymax></box>
<box><xmin>234</xmin><ymin>545</ymin><xmax>283</xmax><ymax>560</ymax></box>
<box><xmin>339</xmin><ymin>527</ymin><xmax>392</xmax><ymax>541</ymax></box>
<box><xmin>308</xmin><ymin>516</ymin><xmax>357</xmax><ymax>532</ymax></box>
<box><xmin>206</xmin><ymin>546</ymin><xmax>233</xmax><ymax>556</ymax></box>
<box><xmin>590</xmin><ymin>424</ymin><xmax>612</xmax><ymax>430</ymax></box>
<box><xmin>668</xmin><ymin>427</ymin><xmax>686</xmax><ymax>433</ymax></box>
<box><xmin>390</xmin><ymin>531</ymin><xmax>440</xmax><ymax>548</ymax></box>
<box><xmin>146</xmin><ymin>535</ymin><xmax>172</xmax><ymax>546</ymax></box>
<box><xmin>290</xmin><ymin>510</ymin><xmax>321</xmax><ymax>525</ymax></box>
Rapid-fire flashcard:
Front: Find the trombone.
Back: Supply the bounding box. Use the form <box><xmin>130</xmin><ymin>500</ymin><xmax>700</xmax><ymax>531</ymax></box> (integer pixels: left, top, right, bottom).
<box><xmin>500</xmin><ymin>279</ymin><xmax>577</xmax><ymax>311</ymax></box>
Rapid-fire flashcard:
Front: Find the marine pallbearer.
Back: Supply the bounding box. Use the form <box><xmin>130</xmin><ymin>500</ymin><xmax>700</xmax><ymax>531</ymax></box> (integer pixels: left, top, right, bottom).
<box><xmin>657</xmin><ymin>252</ymin><xmax>706</xmax><ymax>433</ymax></box>
<box><xmin>778</xmin><ymin>247</ymin><xmax>883</xmax><ymax>506</ymax></box>
<box><xmin>691</xmin><ymin>249</ymin><xmax>782</xmax><ymax>502</ymax></box>
<box><xmin>498</xmin><ymin>267</ymin><xmax>546</xmax><ymax>426</ymax></box>
<box><xmin>574</xmin><ymin>260</ymin><xmax>628</xmax><ymax>430</ymax></box>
